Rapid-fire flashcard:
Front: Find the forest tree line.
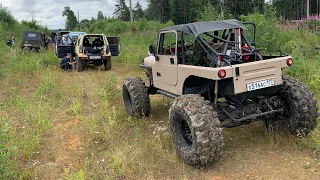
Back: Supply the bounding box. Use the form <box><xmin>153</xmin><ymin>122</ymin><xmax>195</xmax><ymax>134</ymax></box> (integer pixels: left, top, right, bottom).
<box><xmin>61</xmin><ymin>0</ymin><xmax>320</xmax><ymax>30</ymax></box>
<box><xmin>113</xmin><ymin>0</ymin><xmax>320</xmax><ymax>24</ymax></box>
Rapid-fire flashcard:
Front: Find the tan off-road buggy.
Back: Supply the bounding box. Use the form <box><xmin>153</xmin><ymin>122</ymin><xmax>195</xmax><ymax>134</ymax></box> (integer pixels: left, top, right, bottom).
<box><xmin>122</xmin><ymin>19</ymin><xmax>319</xmax><ymax>166</ymax></box>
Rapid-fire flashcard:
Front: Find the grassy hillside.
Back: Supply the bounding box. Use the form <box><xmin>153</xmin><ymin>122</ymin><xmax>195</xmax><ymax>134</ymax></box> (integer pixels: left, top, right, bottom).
<box><xmin>1</xmin><ymin>10</ymin><xmax>320</xmax><ymax>179</ymax></box>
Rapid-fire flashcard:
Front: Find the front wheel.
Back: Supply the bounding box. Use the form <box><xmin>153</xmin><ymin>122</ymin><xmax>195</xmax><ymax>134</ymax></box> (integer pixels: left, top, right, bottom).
<box><xmin>265</xmin><ymin>77</ymin><xmax>319</xmax><ymax>136</ymax></box>
<box><xmin>169</xmin><ymin>94</ymin><xmax>224</xmax><ymax>166</ymax></box>
<box><xmin>122</xmin><ymin>76</ymin><xmax>150</xmax><ymax>117</ymax></box>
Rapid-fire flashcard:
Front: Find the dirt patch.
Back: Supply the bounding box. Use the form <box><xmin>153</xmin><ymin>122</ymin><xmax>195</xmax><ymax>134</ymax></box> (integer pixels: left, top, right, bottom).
<box><xmin>35</xmin><ymin>118</ymin><xmax>85</xmax><ymax>180</ymax></box>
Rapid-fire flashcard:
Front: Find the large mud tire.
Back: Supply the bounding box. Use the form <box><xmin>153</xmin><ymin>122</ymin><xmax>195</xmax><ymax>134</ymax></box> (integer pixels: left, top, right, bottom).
<box><xmin>122</xmin><ymin>76</ymin><xmax>150</xmax><ymax>117</ymax></box>
<box><xmin>104</xmin><ymin>59</ymin><xmax>111</xmax><ymax>71</ymax></box>
<box><xmin>266</xmin><ymin>77</ymin><xmax>318</xmax><ymax>136</ymax></box>
<box><xmin>169</xmin><ymin>94</ymin><xmax>224</xmax><ymax>166</ymax></box>
<box><xmin>76</xmin><ymin>59</ymin><xmax>83</xmax><ymax>72</ymax></box>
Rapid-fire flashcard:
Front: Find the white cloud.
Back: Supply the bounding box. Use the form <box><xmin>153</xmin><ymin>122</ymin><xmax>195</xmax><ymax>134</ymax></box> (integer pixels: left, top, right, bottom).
<box><xmin>1</xmin><ymin>0</ymin><xmax>148</xmax><ymax>29</ymax></box>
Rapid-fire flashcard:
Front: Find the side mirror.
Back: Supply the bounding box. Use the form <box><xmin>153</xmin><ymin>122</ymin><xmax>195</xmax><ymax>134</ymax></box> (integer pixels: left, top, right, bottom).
<box><xmin>149</xmin><ymin>44</ymin><xmax>156</xmax><ymax>55</ymax></box>
<box><xmin>251</xmin><ymin>42</ymin><xmax>256</xmax><ymax>46</ymax></box>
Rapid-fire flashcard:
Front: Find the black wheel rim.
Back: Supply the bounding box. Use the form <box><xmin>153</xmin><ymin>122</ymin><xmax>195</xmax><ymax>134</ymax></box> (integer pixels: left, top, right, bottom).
<box><xmin>180</xmin><ymin>119</ymin><xmax>193</xmax><ymax>146</ymax></box>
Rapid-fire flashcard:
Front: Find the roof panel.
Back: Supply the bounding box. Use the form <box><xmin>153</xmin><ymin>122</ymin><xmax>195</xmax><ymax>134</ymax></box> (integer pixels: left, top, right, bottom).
<box><xmin>160</xmin><ymin>19</ymin><xmax>247</xmax><ymax>37</ymax></box>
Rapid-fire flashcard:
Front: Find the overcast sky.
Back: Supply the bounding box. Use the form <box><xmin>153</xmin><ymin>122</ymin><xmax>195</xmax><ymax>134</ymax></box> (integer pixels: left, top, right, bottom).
<box><xmin>1</xmin><ymin>0</ymin><xmax>148</xmax><ymax>29</ymax></box>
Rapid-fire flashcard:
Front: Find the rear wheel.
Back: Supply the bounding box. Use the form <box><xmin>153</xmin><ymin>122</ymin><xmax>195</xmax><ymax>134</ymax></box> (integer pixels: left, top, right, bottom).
<box><xmin>104</xmin><ymin>59</ymin><xmax>111</xmax><ymax>71</ymax></box>
<box><xmin>169</xmin><ymin>94</ymin><xmax>224</xmax><ymax>166</ymax></box>
<box><xmin>122</xmin><ymin>76</ymin><xmax>150</xmax><ymax>117</ymax></box>
<box><xmin>265</xmin><ymin>77</ymin><xmax>319</xmax><ymax>136</ymax></box>
<box><xmin>76</xmin><ymin>59</ymin><xmax>83</xmax><ymax>72</ymax></box>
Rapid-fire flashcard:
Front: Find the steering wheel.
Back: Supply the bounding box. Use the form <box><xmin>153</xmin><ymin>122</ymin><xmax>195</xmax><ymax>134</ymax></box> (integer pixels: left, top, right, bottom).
<box><xmin>170</xmin><ymin>42</ymin><xmax>176</xmax><ymax>55</ymax></box>
<box><xmin>170</xmin><ymin>41</ymin><xmax>188</xmax><ymax>55</ymax></box>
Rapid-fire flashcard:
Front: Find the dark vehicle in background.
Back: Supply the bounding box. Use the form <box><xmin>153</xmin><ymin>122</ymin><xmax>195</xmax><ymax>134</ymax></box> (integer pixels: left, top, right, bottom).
<box><xmin>21</xmin><ymin>31</ymin><xmax>47</xmax><ymax>51</ymax></box>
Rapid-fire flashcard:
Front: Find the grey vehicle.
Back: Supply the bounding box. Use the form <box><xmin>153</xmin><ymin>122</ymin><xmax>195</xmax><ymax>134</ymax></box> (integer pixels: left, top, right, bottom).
<box><xmin>21</xmin><ymin>31</ymin><xmax>46</xmax><ymax>51</ymax></box>
<box><xmin>122</xmin><ymin>19</ymin><xmax>319</xmax><ymax>166</ymax></box>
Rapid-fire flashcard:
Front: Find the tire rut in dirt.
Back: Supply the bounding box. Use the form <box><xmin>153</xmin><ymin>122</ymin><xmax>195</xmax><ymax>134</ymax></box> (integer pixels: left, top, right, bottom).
<box><xmin>169</xmin><ymin>94</ymin><xmax>224</xmax><ymax>166</ymax></box>
<box><xmin>122</xmin><ymin>76</ymin><xmax>150</xmax><ymax>117</ymax></box>
<box><xmin>266</xmin><ymin>77</ymin><xmax>319</xmax><ymax>136</ymax></box>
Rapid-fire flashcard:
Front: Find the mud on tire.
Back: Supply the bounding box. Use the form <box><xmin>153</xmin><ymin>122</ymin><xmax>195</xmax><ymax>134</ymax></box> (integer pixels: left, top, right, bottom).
<box><xmin>122</xmin><ymin>76</ymin><xmax>150</xmax><ymax>117</ymax></box>
<box><xmin>169</xmin><ymin>94</ymin><xmax>224</xmax><ymax>166</ymax></box>
<box><xmin>266</xmin><ymin>77</ymin><xmax>319</xmax><ymax>136</ymax></box>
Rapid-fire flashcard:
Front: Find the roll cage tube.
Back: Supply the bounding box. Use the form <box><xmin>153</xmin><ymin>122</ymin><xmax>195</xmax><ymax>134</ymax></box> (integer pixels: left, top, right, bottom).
<box><xmin>179</xmin><ymin>31</ymin><xmax>186</xmax><ymax>64</ymax></box>
<box><xmin>197</xmin><ymin>37</ymin><xmax>227</xmax><ymax>67</ymax></box>
<box><xmin>167</xmin><ymin>27</ymin><xmax>261</xmax><ymax>66</ymax></box>
<box><xmin>203</xmin><ymin>29</ymin><xmax>252</xmax><ymax>52</ymax></box>
<box><xmin>192</xmin><ymin>30</ymin><xmax>232</xmax><ymax>67</ymax></box>
<box><xmin>242</xmin><ymin>22</ymin><xmax>256</xmax><ymax>44</ymax></box>
<box><xmin>240</xmin><ymin>31</ymin><xmax>263</xmax><ymax>60</ymax></box>
<box><xmin>203</xmin><ymin>29</ymin><xmax>262</xmax><ymax>61</ymax></box>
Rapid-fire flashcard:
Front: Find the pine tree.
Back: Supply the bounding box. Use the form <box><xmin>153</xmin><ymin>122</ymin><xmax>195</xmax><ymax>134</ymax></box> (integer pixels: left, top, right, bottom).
<box><xmin>113</xmin><ymin>0</ymin><xmax>130</xmax><ymax>21</ymax></box>
<box><xmin>62</xmin><ymin>6</ymin><xmax>78</xmax><ymax>30</ymax></box>
<box><xmin>145</xmin><ymin>0</ymin><xmax>171</xmax><ymax>23</ymax></box>
<box><xmin>97</xmin><ymin>11</ymin><xmax>104</xmax><ymax>20</ymax></box>
<box><xmin>172</xmin><ymin>0</ymin><xmax>185</xmax><ymax>24</ymax></box>
<box><xmin>133</xmin><ymin>1</ymin><xmax>145</xmax><ymax>20</ymax></box>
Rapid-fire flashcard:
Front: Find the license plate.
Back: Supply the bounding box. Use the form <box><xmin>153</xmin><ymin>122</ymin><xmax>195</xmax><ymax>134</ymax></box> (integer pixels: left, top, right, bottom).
<box><xmin>246</xmin><ymin>79</ymin><xmax>275</xmax><ymax>91</ymax></box>
<box><xmin>24</xmin><ymin>44</ymin><xmax>31</xmax><ymax>46</ymax></box>
<box><xmin>89</xmin><ymin>56</ymin><xmax>101</xmax><ymax>59</ymax></box>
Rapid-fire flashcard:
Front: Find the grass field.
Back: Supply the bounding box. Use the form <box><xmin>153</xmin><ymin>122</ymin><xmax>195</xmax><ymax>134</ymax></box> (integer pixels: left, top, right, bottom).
<box><xmin>0</xmin><ymin>45</ymin><xmax>319</xmax><ymax>179</ymax></box>
<box><xmin>1</xmin><ymin>11</ymin><xmax>320</xmax><ymax>179</ymax></box>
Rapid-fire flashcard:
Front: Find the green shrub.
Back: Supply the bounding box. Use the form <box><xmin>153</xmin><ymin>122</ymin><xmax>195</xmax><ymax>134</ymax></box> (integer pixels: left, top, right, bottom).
<box><xmin>0</xmin><ymin>7</ymin><xmax>16</xmax><ymax>27</ymax></box>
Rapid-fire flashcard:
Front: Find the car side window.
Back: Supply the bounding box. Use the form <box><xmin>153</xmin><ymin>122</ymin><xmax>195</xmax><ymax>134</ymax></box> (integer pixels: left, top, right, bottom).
<box><xmin>158</xmin><ymin>32</ymin><xmax>177</xmax><ymax>55</ymax></box>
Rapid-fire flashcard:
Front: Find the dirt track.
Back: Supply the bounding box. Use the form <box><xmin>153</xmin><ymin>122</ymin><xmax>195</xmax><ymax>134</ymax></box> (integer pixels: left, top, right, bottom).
<box><xmin>22</xmin><ymin>62</ymin><xmax>320</xmax><ymax>180</ymax></box>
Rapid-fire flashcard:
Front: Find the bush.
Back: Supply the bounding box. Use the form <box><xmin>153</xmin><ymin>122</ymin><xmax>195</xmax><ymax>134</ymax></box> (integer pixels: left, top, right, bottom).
<box><xmin>241</xmin><ymin>8</ymin><xmax>320</xmax><ymax>55</ymax></box>
<box><xmin>0</xmin><ymin>7</ymin><xmax>16</xmax><ymax>27</ymax></box>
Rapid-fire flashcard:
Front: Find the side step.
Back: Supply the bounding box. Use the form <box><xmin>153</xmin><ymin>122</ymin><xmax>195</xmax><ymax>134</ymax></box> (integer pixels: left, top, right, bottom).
<box><xmin>157</xmin><ymin>90</ymin><xmax>178</xmax><ymax>99</ymax></box>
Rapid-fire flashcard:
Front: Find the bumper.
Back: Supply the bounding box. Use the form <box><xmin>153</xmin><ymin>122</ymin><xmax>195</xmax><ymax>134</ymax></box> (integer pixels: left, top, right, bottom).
<box><xmin>231</xmin><ymin>56</ymin><xmax>291</xmax><ymax>94</ymax></box>
<box><xmin>79</xmin><ymin>56</ymin><xmax>110</xmax><ymax>61</ymax></box>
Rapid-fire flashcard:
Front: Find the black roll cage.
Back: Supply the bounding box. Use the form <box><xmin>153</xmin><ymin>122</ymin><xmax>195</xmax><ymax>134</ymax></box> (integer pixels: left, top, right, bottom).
<box><xmin>175</xmin><ymin>27</ymin><xmax>260</xmax><ymax>66</ymax></box>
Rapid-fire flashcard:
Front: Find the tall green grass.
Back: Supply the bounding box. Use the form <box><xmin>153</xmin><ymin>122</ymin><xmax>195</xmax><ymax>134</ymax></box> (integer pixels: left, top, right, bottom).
<box><xmin>241</xmin><ymin>10</ymin><xmax>320</xmax><ymax>96</ymax></box>
<box><xmin>0</xmin><ymin>42</ymin><xmax>59</xmax><ymax>178</ymax></box>
<box><xmin>88</xmin><ymin>19</ymin><xmax>174</xmax><ymax>65</ymax></box>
